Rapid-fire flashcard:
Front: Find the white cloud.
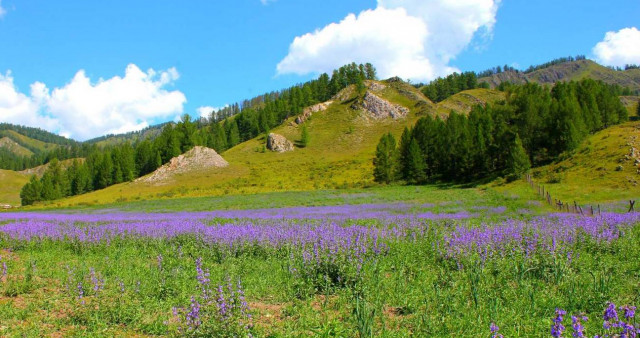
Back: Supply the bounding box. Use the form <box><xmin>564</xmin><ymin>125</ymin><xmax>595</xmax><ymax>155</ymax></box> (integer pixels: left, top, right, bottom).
<box><xmin>593</xmin><ymin>27</ymin><xmax>640</xmax><ymax>67</ymax></box>
<box><xmin>277</xmin><ymin>0</ymin><xmax>500</xmax><ymax>81</ymax></box>
<box><xmin>260</xmin><ymin>0</ymin><xmax>276</xmax><ymax>5</ymax></box>
<box><xmin>0</xmin><ymin>0</ymin><xmax>6</xmax><ymax>18</ymax></box>
<box><xmin>197</xmin><ymin>105</ymin><xmax>229</xmax><ymax>120</ymax></box>
<box><xmin>0</xmin><ymin>64</ymin><xmax>187</xmax><ymax>141</ymax></box>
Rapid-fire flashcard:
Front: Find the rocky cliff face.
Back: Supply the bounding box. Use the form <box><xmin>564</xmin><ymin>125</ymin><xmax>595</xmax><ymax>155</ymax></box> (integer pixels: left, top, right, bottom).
<box><xmin>267</xmin><ymin>133</ymin><xmax>294</xmax><ymax>153</ymax></box>
<box><xmin>362</xmin><ymin>92</ymin><xmax>409</xmax><ymax>119</ymax></box>
<box><xmin>295</xmin><ymin>101</ymin><xmax>333</xmax><ymax>125</ymax></box>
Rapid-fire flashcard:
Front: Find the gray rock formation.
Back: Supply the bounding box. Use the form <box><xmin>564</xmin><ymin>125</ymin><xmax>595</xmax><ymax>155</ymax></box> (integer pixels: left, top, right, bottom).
<box><xmin>267</xmin><ymin>133</ymin><xmax>294</xmax><ymax>153</ymax></box>
<box><xmin>362</xmin><ymin>92</ymin><xmax>409</xmax><ymax>119</ymax></box>
<box><xmin>295</xmin><ymin>101</ymin><xmax>332</xmax><ymax>125</ymax></box>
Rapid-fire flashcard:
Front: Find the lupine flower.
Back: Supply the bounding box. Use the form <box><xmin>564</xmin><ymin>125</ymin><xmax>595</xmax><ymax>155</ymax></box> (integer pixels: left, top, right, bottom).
<box><xmin>604</xmin><ymin>302</ymin><xmax>619</xmax><ymax>330</ymax></box>
<box><xmin>551</xmin><ymin>308</ymin><xmax>566</xmax><ymax>338</ymax></box>
<box><xmin>571</xmin><ymin>315</ymin><xmax>586</xmax><ymax>337</ymax></box>
<box><xmin>490</xmin><ymin>322</ymin><xmax>503</xmax><ymax>338</ymax></box>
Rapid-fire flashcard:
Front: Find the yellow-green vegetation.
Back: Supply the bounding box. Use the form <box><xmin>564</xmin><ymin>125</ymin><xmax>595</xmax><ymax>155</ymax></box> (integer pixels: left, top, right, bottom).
<box><xmin>0</xmin><ymin>137</ymin><xmax>33</xmax><ymax>157</ymax></box>
<box><xmin>621</xmin><ymin>96</ymin><xmax>639</xmax><ymax>117</ymax></box>
<box><xmin>499</xmin><ymin>121</ymin><xmax>640</xmax><ymax>204</ymax></box>
<box><xmin>0</xmin><ymin>129</ymin><xmax>59</xmax><ymax>153</ymax></box>
<box><xmin>0</xmin><ymin>169</ymin><xmax>28</xmax><ymax>206</ymax></box>
<box><xmin>46</xmin><ymin>82</ymin><xmax>434</xmax><ymax>208</ymax></box>
<box><xmin>435</xmin><ymin>88</ymin><xmax>505</xmax><ymax>116</ymax></box>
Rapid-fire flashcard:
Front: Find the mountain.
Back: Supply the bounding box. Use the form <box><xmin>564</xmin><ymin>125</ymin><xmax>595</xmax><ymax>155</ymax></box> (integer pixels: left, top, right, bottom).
<box><xmin>84</xmin><ymin>123</ymin><xmax>170</xmax><ymax>147</ymax></box>
<box><xmin>479</xmin><ymin>59</ymin><xmax>640</xmax><ymax>92</ymax></box>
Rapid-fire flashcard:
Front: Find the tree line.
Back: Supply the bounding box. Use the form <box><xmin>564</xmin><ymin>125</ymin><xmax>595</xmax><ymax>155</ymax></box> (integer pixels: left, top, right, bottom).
<box><xmin>374</xmin><ymin>79</ymin><xmax>628</xmax><ymax>184</ymax></box>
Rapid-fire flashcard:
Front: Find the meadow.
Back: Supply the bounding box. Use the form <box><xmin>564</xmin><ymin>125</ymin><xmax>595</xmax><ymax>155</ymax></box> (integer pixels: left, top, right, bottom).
<box><xmin>0</xmin><ymin>186</ymin><xmax>639</xmax><ymax>337</ymax></box>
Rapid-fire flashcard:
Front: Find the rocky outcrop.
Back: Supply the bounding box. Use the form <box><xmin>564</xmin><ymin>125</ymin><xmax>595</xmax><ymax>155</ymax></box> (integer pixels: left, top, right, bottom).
<box><xmin>367</xmin><ymin>81</ymin><xmax>386</xmax><ymax>92</ymax></box>
<box><xmin>137</xmin><ymin>146</ymin><xmax>228</xmax><ymax>183</ymax></box>
<box><xmin>267</xmin><ymin>133</ymin><xmax>294</xmax><ymax>153</ymax></box>
<box><xmin>362</xmin><ymin>92</ymin><xmax>409</xmax><ymax>119</ymax></box>
<box><xmin>295</xmin><ymin>101</ymin><xmax>333</xmax><ymax>125</ymax></box>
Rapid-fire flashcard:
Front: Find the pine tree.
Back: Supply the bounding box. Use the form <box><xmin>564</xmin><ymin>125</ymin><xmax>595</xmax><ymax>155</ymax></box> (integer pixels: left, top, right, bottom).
<box><xmin>373</xmin><ymin>133</ymin><xmax>398</xmax><ymax>184</ymax></box>
<box><xmin>20</xmin><ymin>175</ymin><xmax>42</xmax><ymax>206</ymax></box>
<box><xmin>300</xmin><ymin>125</ymin><xmax>310</xmax><ymax>148</ymax></box>
<box><xmin>505</xmin><ymin>133</ymin><xmax>531</xmax><ymax>181</ymax></box>
<box><xmin>405</xmin><ymin>138</ymin><xmax>427</xmax><ymax>184</ymax></box>
<box><xmin>398</xmin><ymin>127</ymin><xmax>413</xmax><ymax>180</ymax></box>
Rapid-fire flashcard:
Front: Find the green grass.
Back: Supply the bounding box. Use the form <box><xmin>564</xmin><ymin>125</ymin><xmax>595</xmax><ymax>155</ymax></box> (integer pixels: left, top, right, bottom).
<box><xmin>0</xmin><ymin>193</ymin><xmax>638</xmax><ymax>336</ymax></box>
<box><xmin>0</xmin><ymin>169</ymin><xmax>28</xmax><ymax>206</ymax></box>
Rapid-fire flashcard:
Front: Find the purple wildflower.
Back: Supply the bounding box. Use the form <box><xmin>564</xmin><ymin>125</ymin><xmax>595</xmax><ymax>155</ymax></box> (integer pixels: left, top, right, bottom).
<box><xmin>551</xmin><ymin>308</ymin><xmax>566</xmax><ymax>338</ymax></box>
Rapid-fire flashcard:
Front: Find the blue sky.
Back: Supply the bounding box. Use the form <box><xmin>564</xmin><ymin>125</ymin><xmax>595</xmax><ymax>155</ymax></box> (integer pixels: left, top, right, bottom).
<box><xmin>0</xmin><ymin>0</ymin><xmax>639</xmax><ymax>140</ymax></box>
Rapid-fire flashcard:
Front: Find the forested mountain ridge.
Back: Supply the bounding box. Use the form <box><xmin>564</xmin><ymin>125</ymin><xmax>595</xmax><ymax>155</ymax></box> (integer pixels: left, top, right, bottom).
<box><xmin>478</xmin><ymin>59</ymin><xmax>640</xmax><ymax>92</ymax></box>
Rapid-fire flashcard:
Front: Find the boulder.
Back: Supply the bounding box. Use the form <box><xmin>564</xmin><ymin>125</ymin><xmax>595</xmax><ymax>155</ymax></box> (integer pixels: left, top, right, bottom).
<box><xmin>137</xmin><ymin>146</ymin><xmax>228</xmax><ymax>183</ymax></box>
<box><xmin>267</xmin><ymin>133</ymin><xmax>294</xmax><ymax>153</ymax></box>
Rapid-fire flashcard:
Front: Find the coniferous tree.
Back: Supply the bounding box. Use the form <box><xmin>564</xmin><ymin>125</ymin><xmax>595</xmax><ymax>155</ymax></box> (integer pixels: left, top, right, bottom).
<box><xmin>20</xmin><ymin>175</ymin><xmax>42</xmax><ymax>206</ymax></box>
<box><xmin>505</xmin><ymin>133</ymin><xmax>531</xmax><ymax>181</ymax></box>
<box><xmin>300</xmin><ymin>125</ymin><xmax>310</xmax><ymax>148</ymax></box>
<box><xmin>405</xmin><ymin>138</ymin><xmax>427</xmax><ymax>184</ymax></box>
<box><xmin>373</xmin><ymin>133</ymin><xmax>398</xmax><ymax>184</ymax></box>
<box><xmin>397</xmin><ymin>127</ymin><xmax>413</xmax><ymax>180</ymax></box>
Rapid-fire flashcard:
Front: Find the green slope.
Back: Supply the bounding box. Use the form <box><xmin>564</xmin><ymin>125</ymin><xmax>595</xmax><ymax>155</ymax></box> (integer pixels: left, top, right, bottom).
<box><xmin>435</xmin><ymin>88</ymin><xmax>506</xmax><ymax>116</ymax></box>
<box><xmin>0</xmin><ymin>136</ymin><xmax>34</xmax><ymax>157</ymax></box>
<box><xmin>0</xmin><ymin>169</ymin><xmax>28</xmax><ymax>206</ymax></box>
<box><xmin>498</xmin><ymin>121</ymin><xmax>640</xmax><ymax>204</ymax></box>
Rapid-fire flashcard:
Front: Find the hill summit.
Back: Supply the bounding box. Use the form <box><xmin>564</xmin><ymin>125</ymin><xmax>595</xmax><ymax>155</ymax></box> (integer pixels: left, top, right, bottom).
<box><xmin>137</xmin><ymin>146</ymin><xmax>228</xmax><ymax>184</ymax></box>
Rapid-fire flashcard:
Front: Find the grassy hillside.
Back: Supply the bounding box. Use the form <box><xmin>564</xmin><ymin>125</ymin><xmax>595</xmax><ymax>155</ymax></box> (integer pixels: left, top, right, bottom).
<box><xmin>435</xmin><ymin>88</ymin><xmax>505</xmax><ymax>116</ymax></box>
<box><xmin>498</xmin><ymin>121</ymin><xmax>640</xmax><ymax>204</ymax></box>
<box><xmin>0</xmin><ymin>129</ymin><xmax>59</xmax><ymax>153</ymax></box>
<box><xmin>0</xmin><ymin>136</ymin><xmax>33</xmax><ymax>157</ymax></box>
<box><xmin>19</xmin><ymin>158</ymin><xmax>84</xmax><ymax>177</ymax></box>
<box><xmin>0</xmin><ymin>169</ymin><xmax>28</xmax><ymax>206</ymax></box>
<box><xmin>45</xmin><ymin>81</ymin><xmax>435</xmax><ymax>207</ymax></box>
<box><xmin>480</xmin><ymin>60</ymin><xmax>640</xmax><ymax>92</ymax></box>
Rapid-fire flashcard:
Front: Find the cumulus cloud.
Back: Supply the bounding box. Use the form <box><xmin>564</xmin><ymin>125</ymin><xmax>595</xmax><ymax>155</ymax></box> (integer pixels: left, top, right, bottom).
<box><xmin>0</xmin><ymin>64</ymin><xmax>186</xmax><ymax>141</ymax></box>
<box><xmin>277</xmin><ymin>0</ymin><xmax>500</xmax><ymax>81</ymax></box>
<box><xmin>593</xmin><ymin>27</ymin><xmax>640</xmax><ymax>67</ymax></box>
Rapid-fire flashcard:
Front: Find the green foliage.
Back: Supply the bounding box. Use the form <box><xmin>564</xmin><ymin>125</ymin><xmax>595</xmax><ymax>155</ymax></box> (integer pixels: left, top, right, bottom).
<box><xmin>504</xmin><ymin>134</ymin><xmax>531</xmax><ymax>181</ymax></box>
<box><xmin>373</xmin><ymin>133</ymin><xmax>398</xmax><ymax>184</ymax></box>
